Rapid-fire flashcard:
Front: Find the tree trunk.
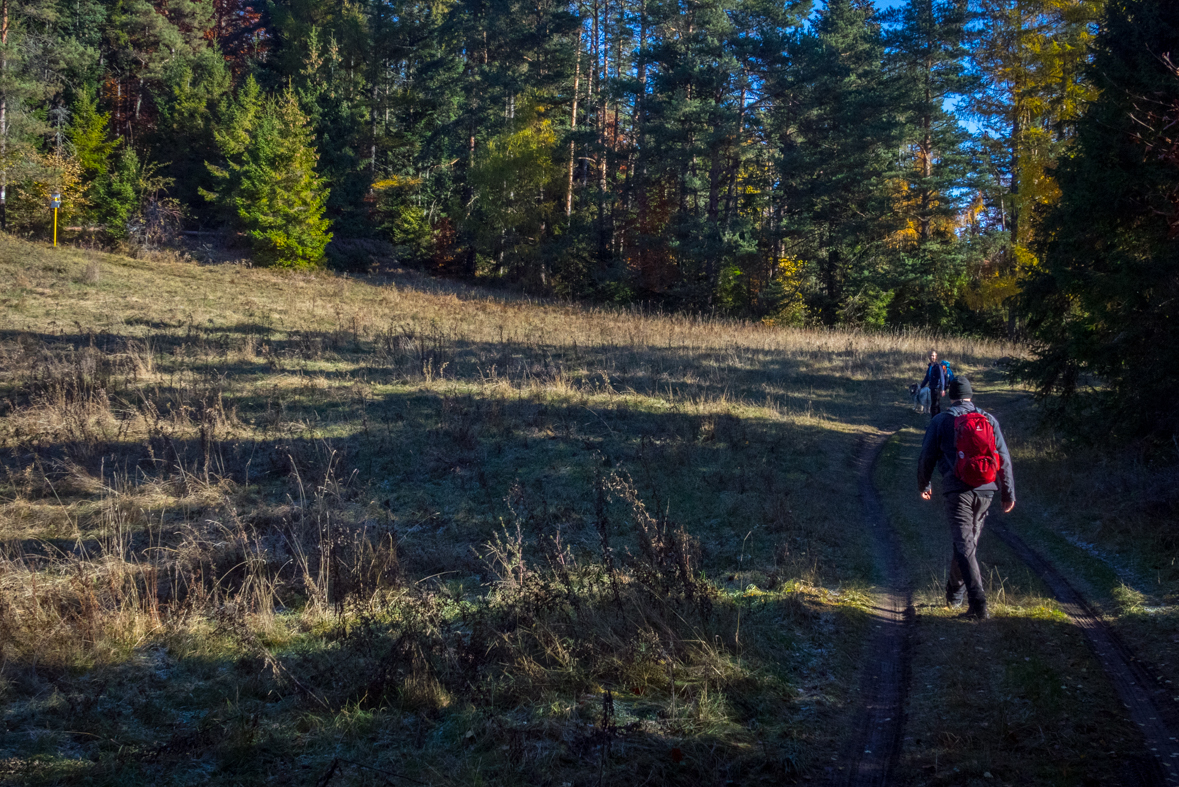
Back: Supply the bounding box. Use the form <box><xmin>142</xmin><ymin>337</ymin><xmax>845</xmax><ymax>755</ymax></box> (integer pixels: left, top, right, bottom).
<box><xmin>919</xmin><ymin>50</ymin><xmax>933</xmax><ymax>242</ymax></box>
<box><xmin>707</xmin><ymin>145</ymin><xmax>721</xmax><ymax>227</ymax></box>
<box><xmin>1009</xmin><ymin>5</ymin><xmax>1025</xmax><ymax>250</ymax></box>
<box><xmin>594</xmin><ymin>0</ymin><xmax>607</xmax><ymax>258</ymax></box>
<box><xmin>582</xmin><ymin>7</ymin><xmax>594</xmax><ymax>192</ymax></box>
<box><xmin>134</xmin><ymin>76</ymin><xmax>144</xmax><ymax>137</ymax></box>
<box><xmin>723</xmin><ymin>84</ymin><xmax>747</xmax><ymax>230</ymax></box>
<box><xmin>370</xmin><ymin>80</ymin><xmax>379</xmax><ymax>173</ymax></box>
<box><xmin>465</xmin><ymin>116</ymin><xmax>477</xmax><ymax>276</ymax></box>
<box><xmin>630</xmin><ymin>0</ymin><xmax>648</xmax><ymax>227</ymax></box>
<box><xmin>1009</xmin><ymin>111</ymin><xmax>1021</xmax><ymax>247</ymax></box>
<box><xmin>116</xmin><ymin>81</ymin><xmax>124</xmax><ymax>139</ymax></box>
<box><xmin>566</xmin><ymin>30</ymin><xmax>581</xmax><ymax>217</ymax></box>
<box><xmin>825</xmin><ymin>246</ymin><xmax>841</xmax><ymax>321</ymax></box>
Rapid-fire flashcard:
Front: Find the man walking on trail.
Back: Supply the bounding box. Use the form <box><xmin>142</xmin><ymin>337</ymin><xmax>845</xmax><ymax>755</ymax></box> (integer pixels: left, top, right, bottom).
<box><xmin>920</xmin><ymin>350</ymin><xmax>951</xmax><ymax>417</ymax></box>
<box><xmin>917</xmin><ymin>377</ymin><xmax>1016</xmax><ymax>620</ymax></box>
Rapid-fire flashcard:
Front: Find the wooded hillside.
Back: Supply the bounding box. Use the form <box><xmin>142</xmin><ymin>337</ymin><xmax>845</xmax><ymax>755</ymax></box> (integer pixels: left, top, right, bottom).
<box><xmin>3</xmin><ymin>0</ymin><xmax>1178</xmax><ymax>437</ymax></box>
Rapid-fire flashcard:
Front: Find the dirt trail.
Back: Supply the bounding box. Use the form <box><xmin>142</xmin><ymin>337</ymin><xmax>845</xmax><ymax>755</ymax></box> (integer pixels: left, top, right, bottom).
<box><xmin>839</xmin><ymin>419</ymin><xmax>1179</xmax><ymax>786</ymax></box>
<box><xmin>830</xmin><ymin>429</ymin><xmax>914</xmax><ymax>787</ymax></box>
<box><xmin>989</xmin><ymin>521</ymin><xmax>1179</xmax><ymax>786</ymax></box>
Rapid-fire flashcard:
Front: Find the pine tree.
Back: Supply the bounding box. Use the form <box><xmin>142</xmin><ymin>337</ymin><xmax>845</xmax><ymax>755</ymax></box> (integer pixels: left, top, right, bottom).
<box><xmin>887</xmin><ymin>0</ymin><xmax>973</xmax><ymax>245</ymax></box>
<box><xmin>0</xmin><ymin>0</ymin><xmax>59</xmax><ymax>231</ymax></box>
<box><xmin>623</xmin><ymin>0</ymin><xmax>804</xmax><ymax>309</ymax></box>
<box><xmin>232</xmin><ymin>87</ymin><xmax>332</xmax><ymax>268</ymax></box>
<box><xmin>884</xmin><ymin>0</ymin><xmax>976</xmax><ymax>328</ymax></box>
<box><xmin>102</xmin><ymin>0</ymin><xmax>213</xmax><ymax>141</ymax></box>
<box><xmin>776</xmin><ymin>0</ymin><xmax>903</xmax><ymax>324</ymax></box>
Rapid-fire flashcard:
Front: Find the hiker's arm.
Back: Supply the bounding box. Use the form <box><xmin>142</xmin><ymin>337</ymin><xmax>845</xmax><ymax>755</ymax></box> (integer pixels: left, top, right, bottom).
<box><xmin>991</xmin><ymin>417</ymin><xmax>1016</xmax><ymax>511</ymax></box>
<box><xmin>917</xmin><ymin>420</ymin><xmax>940</xmax><ymax>496</ymax></box>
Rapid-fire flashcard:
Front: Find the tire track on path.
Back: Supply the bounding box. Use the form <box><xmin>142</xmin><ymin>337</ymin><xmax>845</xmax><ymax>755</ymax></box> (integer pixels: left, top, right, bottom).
<box><xmin>850</xmin><ymin>413</ymin><xmax>1179</xmax><ymax>784</ymax></box>
<box><xmin>830</xmin><ymin>428</ymin><xmax>913</xmax><ymax>787</ymax></box>
<box><xmin>990</xmin><ymin>520</ymin><xmax>1179</xmax><ymax>786</ymax></box>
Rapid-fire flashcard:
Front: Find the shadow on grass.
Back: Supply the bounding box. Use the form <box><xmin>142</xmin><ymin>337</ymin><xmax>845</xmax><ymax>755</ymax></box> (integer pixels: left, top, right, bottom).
<box><xmin>901</xmin><ymin>610</ymin><xmax>1165</xmax><ymax>787</ymax></box>
<box><xmin>0</xmin><ymin>322</ymin><xmax>915</xmax><ymax>785</ymax></box>
<box><xmin>0</xmin><ymin>574</ymin><xmax>859</xmax><ymax>786</ymax></box>
<box><xmin>0</xmin><ymin>325</ymin><xmax>899</xmax><ymax>428</ymax></box>
<box><xmin>1</xmin><ymin>381</ymin><xmax>868</xmax><ymax>574</ymax></box>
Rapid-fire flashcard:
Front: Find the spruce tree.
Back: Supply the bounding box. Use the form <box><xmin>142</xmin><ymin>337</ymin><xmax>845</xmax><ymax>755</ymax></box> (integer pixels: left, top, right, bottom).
<box><xmin>97</xmin><ymin>147</ymin><xmax>142</xmax><ymax>240</ymax></box>
<box><xmin>233</xmin><ymin>87</ymin><xmax>332</xmax><ymax>268</ymax></box>
<box><xmin>67</xmin><ymin>87</ymin><xmax>119</xmax><ymax>231</ymax></box>
<box><xmin>202</xmin><ymin>76</ymin><xmax>263</xmax><ymax>224</ymax></box>
<box><xmin>776</xmin><ymin>0</ymin><xmax>903</xmax><ymax>324</ymax></box>
<box><xmin>152</xmin><ymin>49</ymin><xmax>232</xmax><ymax>209</ymax></box>
<box><xmin>67</xmin><ymin>88</ymin><xmax>116</xmax><ymax>185</ymax></box>
<box><xmin>1019</xmin><ymin>0</ymin><xmax>1179</xmax><ymax>439</ymax></box>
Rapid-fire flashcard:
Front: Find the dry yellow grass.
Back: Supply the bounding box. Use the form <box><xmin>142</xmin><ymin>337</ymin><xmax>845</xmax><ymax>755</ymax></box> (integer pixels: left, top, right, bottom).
<box><xmin>0</xmin><ymin>236</ymin><xmax>1021</xmax><ymax>785</ymax></box>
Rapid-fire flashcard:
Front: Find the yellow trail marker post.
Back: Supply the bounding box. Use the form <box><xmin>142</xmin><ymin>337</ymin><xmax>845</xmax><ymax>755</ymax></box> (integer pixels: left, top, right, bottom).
<box><xmin>50</xmin><ymin>193</ymin><xmax>61</xmax><ymax>247</ymax></box>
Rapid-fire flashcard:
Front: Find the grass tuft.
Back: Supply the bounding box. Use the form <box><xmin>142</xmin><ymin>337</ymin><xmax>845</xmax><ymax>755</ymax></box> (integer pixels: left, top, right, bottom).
<box><xmin>0</xmin><ymin>236</ymin><xmax>1017</xmax><ymax>783</ymax></box>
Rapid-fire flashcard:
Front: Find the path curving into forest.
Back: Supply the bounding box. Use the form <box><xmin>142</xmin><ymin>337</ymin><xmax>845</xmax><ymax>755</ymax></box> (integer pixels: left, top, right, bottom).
<box><xmin>830</xmin><ymin>428</ymin><xmax>914</xmax><ymax>787</ymax></box>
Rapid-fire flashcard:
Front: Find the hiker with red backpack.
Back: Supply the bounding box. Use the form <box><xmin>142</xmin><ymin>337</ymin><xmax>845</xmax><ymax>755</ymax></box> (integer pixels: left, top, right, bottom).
<box><xmin>917</xmin><ymin>377</ymin><xmax>1016</xmax><ymax>620</ymax></box>
<box><xmin>920</xmin><ymin>350</ymin><xmax>953</xmax><ymax>417</ymax></box>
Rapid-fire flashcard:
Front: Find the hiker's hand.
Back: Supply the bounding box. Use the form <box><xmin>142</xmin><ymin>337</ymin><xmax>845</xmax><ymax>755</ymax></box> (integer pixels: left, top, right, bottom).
<box><xmin>1003</xmin><ymin>501</ymin><xmax>1015</xmax><ymax>513</ymax></box>
<box><xmin>921</xmin><ymin>489</ymin><xmax>932</xmax><ymax>501</ymax></box>
<box><xmin>941</xmin><ymin>390</ymin><xmax>946</xmax><ymax>397</ymax></box>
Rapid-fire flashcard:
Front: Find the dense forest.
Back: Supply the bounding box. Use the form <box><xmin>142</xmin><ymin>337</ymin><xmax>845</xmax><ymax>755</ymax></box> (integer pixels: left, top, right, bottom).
<box><xmin>1</xmin><ymin>0</ymin><xmax>1176</xmax><ymax>436</ymax></box>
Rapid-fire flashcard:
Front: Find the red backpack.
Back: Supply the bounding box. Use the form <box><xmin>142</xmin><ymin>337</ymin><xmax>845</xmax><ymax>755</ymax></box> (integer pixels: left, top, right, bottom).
<box><xmin>953</xmin><ymin>411</ymin><xmax>999</xmax><ymax>487</ymax></box>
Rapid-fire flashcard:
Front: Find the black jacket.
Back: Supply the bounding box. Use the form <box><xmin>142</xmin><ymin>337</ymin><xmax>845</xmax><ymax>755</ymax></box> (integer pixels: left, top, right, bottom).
<box><xmin>917</xmin><ymin>400</ymin><xmax>1016</xmax><ymax>504</ymax></box>
<box><xmin>921</xmin><ymin>361</ymin><xmax>949</xmax><ymax>393</ymax></box>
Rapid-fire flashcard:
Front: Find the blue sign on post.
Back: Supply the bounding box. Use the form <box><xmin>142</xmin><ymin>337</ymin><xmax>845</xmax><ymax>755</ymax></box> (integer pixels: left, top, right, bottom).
<box><xmin>51</xmin><ymin>193</ymin><xmax>62</xmax><ymax>246</ymax></box>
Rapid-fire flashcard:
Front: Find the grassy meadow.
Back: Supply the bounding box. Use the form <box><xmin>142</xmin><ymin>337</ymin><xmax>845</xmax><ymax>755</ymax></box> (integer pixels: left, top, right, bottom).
<box><xmin>1</xmin><ymin>235</ymin><xmax>1176</xmax><ymax>786</ymax></box>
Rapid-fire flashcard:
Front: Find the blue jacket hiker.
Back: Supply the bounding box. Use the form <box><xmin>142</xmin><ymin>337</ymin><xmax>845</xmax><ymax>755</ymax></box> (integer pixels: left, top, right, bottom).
<box><xmin>920</xmin><ymin>350</ymin><xmax>951</xmax><ymax>417</ymax></box>
<box><xmin>917</xmin><ymin>376</ymin><xmax>1016</xmax><ymax>621</ymax></box>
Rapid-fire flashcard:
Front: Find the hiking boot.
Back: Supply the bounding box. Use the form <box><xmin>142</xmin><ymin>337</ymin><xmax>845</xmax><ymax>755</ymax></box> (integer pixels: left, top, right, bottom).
<box><xmin>958</xmin><ymin>602</ymin><xmax>990</xmax><ymax>620</ymax></box>
<box><xmin>946</xmin><ymin>590</ymin><xmax>966</xmax><ymax>609</ymax></box>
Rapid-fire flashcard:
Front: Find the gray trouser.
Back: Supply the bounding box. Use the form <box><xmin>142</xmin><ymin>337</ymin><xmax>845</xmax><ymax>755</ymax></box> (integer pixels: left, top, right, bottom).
<box><xmin>945</xmin><ymin>490</ymin><xmax>994</xmax><ymax>605</ymax></box>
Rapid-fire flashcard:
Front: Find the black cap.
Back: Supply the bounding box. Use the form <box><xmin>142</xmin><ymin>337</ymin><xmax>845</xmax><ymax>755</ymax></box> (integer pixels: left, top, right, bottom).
<box><xmin>949</xmin><ymin>377</ymin><xmax>973</xmax><ymax>400</ymax></box>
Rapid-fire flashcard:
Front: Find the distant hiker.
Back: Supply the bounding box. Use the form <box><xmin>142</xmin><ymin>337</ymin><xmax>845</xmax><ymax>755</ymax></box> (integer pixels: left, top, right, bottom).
<box><xmin>917</xmin><ymin>377</ymin><xmax>1015</xmax><ymax>620</ymax></box>
<box><xmin>920</xmin><ymin>350</ymin><xmax>952</xmax><ymax>417</ymax></box>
